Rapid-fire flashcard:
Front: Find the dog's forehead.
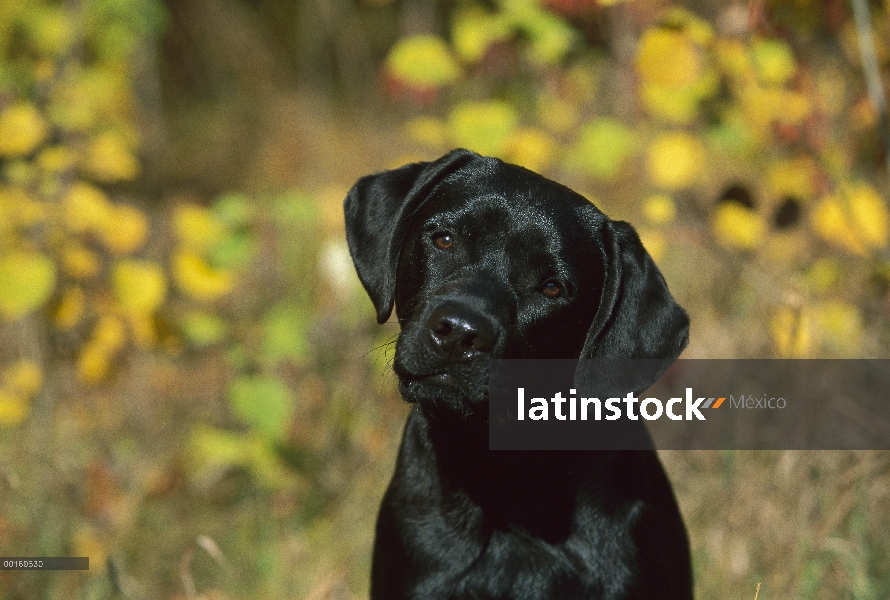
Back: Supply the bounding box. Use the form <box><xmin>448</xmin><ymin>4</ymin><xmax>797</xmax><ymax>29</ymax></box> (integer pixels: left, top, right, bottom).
<box><xmin>423</xmin><ymin>160</ymin><xmax>597</xmax><ymax>230</ymax></box>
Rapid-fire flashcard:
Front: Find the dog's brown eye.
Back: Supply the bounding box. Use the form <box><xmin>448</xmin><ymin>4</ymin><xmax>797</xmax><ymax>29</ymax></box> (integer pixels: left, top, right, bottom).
<box><xmin>432</xmin><ymin>232</ymin><xmax>454</xmax><ymax>250</ymax></box>
<box><xmin>542</xmin><ymin>281</ymin><xmax>561</xmax><ymax>298</ymax></box>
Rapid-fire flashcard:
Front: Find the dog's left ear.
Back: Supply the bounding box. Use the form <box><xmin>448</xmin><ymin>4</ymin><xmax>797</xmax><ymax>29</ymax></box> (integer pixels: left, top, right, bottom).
<box><xmin>581</xmin><ymin>219</ymin><xmax>689</xmax><ymax>360</ymax></box>
<box><xmin>344</xmin><ymin>149</ymin><xmax>477</xmax><ymax>323</ymax></box>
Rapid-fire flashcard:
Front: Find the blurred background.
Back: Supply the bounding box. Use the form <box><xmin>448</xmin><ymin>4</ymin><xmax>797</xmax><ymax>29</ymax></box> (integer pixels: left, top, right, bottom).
<box><xmin>1</xmin><ymin>0</ymin><xmax>890</xmax><ymax>598</ymax></box>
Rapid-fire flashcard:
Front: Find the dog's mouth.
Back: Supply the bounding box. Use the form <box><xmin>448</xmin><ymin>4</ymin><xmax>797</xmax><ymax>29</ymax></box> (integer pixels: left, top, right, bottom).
<box><xmin>392</xmin><ymin>363</ymin><xmax>458</xmax><ymax>391</ymax></box>
<box><xmin>392</xmin><ymin>359</ymin><xmax>490</xmax><ymax>409</ymax></box>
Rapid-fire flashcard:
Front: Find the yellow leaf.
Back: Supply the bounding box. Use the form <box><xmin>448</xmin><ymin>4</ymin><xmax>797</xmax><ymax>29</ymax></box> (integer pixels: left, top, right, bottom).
<box><xmin>37</xmin><ymin>145</ymin><xmax>77</xmax><ymax>173</ymax></box>
<box><xmin>113</xmin><ymin>260</ymin><xmax>167</xmax><ymax>314</ymax></box>
<box><xmin>643</xmin><ymin>194</ymin><xmax>676</xmax><ymax>225</ymax></box>
<box><xmin>64</xmin><ymin>182</ymin><xmax>112</xmax><ymax>233</ymax></box>
<box><xmin>174</xmin><ymin>204</ymin><xmax>226</xmax><ymax>252</ymax></box>
<box><xmin>0</xmin><ymin>252</ymin><xmax>57</xmax><ymax>320</ymax></box>
<box><xmin>77</xmin><ymin>316</ymin><xmax>126</xmax><ymax>383</ymax></box>
<box><xmin>646</xmin><ymin>132</ymin><xmax>705</xmax><ymax>190</ymax></box>
<box><xmin>742</xmin><ymin>86</ymin><xmax>811</xmax><ymax>128</ymax></box>
<box><xmin>3</xmin><ymin>359</ymin><xmax>43</xmax><ymax>397</ymax></box>
<box><xmin>61</xmin><ymin>244</ymin><xmax>102</xmax><ymax>279</ymax></box>
<box><xmin>55</xmin><ymin>286</ymin><xmax>85</xmax><ymax>330</ymax></box>
<box><xmin>0</xmin><ymin>103</ymin><xmax>49</xmax><ymax>157</ymax></box>
<box><xmin>173</xmin><ymin>251</ymin><xmax>235</xmax><ymax>300</ymax></box>
<box><xmin>776</xmin><ymin>91</ymin><xmax>811</xmax><ymax>125</ymax></box>
<box><xmin>813</xmin><ymin>194</ymin><xmax>862</xmax><ymax>254</ymax></box>
<box><xmin>93</xmin><ymin>315</ymin><xmax>127</xmax><ymax>352</ymax></box>
<box><xmin>127</xmin><ymin>312</ymin><xmax>157</xmax><ymax>348</ymax></box>
<box><xmin>451</xmin><ymin>8</ymin><xmax>508</xmax><ymax>62</ymax></box>
<box><xmin>0</xmin><ymin>186</ymin><xmax>45</xmax><ymax>228</ymax></box>
<box><xmin>715</xmin><ymin>38</ymin><xmax>752</xmax><ymax>79</ymax></box>
<box><xmin>505</xmin><ymin>128</ymin><xmax>556</xmax><ymax>172</ymax></box>
<box><xmin>813</xmin><ymin>301</ymin><xmax>862</xmax><ymax>355</ymax></box>
<box><xmin>712</xmin><ymin>203</ymin><xmax>766</xmax><ymax>249</ymax></box>
<box><xmin>387</xmin><ymin>35</ymin><xmax>461</xmax><ymax>89</ymax></box>
<box><xmin>812</xmin><ymin>184</ymin><xmax>889</xmax><ymax>254</ymax></box>
<box><xmin>771</xmin><ymin>307</ymin><xmax>812</xmax><ymax>358</ymax></box>
<box><xmin>448</xmin><ymin>100</ymin><xmax>519</xmax><ymax>157</ymax></box>
<box><xmin>845</xmin><ymin>182</ymin><xmax>889</xmax><ymax>249</ymax></box>
<box><xmin>0</xmin><ymin>389</ymin><xmax>29</xmax><ymax>427</ymax></box>
<box><xmin>767</xmin><ymin>157</ymin><xmax>816</xmax><ymax>199</ymax></box>
<box><xmin>84</xmin><ymin>131</ymin><xmax>140</xmax><ymax>182</ymax></box>
<box><xmin>751</xmin><ymin>38</ymin><xmax>796</xmax><ymax>86</ymax></box>
<box><xmin>804</xmin><ymin>259</ymin><xmax>841</xmax><ymax>294</ymax></box>
<box><xmin>77</xmin><ymin>341</ymin><xmax>112</xmax><ymax>383</ymax></box>
<box><xmin>636</xmin><ymin>29</ymin><xmax>702</xmax><ymax>87</ymax></box>
<box><xmin>101</xmin><ymin>204</ymin><xmax>149</xmax><ymax>254</ymax></box>
<box><xmin>664</xmin><ymin>8</ymin><xmax>714</xmax><ymax>46</ymax></box>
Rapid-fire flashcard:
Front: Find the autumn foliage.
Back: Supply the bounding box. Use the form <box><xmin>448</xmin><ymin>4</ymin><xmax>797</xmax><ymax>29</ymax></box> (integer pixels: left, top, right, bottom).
<box><xmin>1</xmin><ymin>0</ymin><xmax>890</xmax><ymax>598</ymax></box>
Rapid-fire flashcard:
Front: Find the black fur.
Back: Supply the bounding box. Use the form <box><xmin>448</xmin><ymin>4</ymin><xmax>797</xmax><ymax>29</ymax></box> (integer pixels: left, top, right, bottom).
<box><xmin>345</xmin><ymin>149</ymin><xmax>693</xmax><ymax>600</ymax></box>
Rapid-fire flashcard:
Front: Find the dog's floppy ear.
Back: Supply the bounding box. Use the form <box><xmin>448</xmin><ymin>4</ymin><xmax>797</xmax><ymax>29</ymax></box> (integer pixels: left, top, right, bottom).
<box><xmin>344</xmin><ymin>149</ymin><xmax>477</xmax><ymax>323</ymax></box>
<box><xmin>581</xmin><ymin>219</ymin><xmax>689</xmax><ymax>360</ymax></box>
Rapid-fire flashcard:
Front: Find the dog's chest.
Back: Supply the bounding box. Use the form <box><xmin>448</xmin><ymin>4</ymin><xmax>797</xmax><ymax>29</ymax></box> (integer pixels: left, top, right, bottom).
<box><xmin>400</xmin><ymin>489</ymin><xmax>639</xmax><ymax>600</ymax></box>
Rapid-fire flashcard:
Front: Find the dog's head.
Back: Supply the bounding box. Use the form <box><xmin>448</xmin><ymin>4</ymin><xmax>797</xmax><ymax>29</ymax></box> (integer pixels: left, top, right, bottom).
<box><xmin>345</xmin><ymin>149</ymin><xmax>688</xmax><ymax>414</ymax></box>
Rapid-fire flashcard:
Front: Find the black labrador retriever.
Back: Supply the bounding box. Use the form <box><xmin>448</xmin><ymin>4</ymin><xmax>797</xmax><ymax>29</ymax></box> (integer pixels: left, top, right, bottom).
<box><xmin>344</xmin><ymin>149</ymin><xmax>693</xmax><ymax>600</ymax></box>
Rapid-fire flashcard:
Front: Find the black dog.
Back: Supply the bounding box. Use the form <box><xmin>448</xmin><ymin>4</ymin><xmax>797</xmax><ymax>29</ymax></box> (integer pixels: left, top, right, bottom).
<box><xmin>345</xmin><ymin>149</ymin><xmax>693</xmax><ymax>600</ymax></box>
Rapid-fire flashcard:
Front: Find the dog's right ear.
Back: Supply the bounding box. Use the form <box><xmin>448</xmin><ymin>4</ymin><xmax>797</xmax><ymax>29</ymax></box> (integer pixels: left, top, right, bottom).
<box><xmin>344</xmin><ymin>149</ymin><xmax>477</xmax><ymax>323</ymax></box>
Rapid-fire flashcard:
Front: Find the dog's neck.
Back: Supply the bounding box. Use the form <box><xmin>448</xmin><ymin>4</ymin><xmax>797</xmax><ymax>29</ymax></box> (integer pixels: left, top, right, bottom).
<box><xmin>413</xmin><ymin>403</ymin><xmax>603</xmax><ymax>542</ymax></box>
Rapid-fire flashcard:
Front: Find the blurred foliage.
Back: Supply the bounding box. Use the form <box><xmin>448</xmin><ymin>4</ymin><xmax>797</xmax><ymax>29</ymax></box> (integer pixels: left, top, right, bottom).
<box><xmin>388</xmin><ymin>0</ymin><xmax>890</xmax><ymax>359</ymax></box>
<box><xmin>0</xmin><ymin>1</ymin><xmax>395</xmax><ymax>597</ymax></box>
<box><xmin>0</xmin><ymin>0</ymin><xmax>167</xmax><ymax>393</ymax></box>
<box><xmin>1</xmin><ymin>0</ymin><xmax>890</xmax><ymax>599</ymax></box>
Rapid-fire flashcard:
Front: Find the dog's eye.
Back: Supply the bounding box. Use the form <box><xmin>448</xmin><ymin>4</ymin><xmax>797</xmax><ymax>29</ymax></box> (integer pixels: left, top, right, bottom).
<box><xmin>432</xmin><ymin>232</ymin><xmax>454</xmax><ymax>250</ymax></box>
<box><xmin>542</xmin><ymin>280</ymin><xmax>561</xmax><ymax>298</ymax></box>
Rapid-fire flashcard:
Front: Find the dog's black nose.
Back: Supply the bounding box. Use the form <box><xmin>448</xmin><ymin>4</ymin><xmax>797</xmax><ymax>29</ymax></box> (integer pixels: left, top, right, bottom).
<box><xmin>426</xmin><ymin>303</ymin><xmax>496</xmax><ymax>362</ymax></box>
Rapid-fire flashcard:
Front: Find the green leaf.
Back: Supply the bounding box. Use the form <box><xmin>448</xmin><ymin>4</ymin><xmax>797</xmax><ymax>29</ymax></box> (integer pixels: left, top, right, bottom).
<box><xmin>228</xmin><ymin>375</ymin><xmax>293</xmax><ymax>442</ymax></box>
<box><xmin>448</xmin><ymin>100</ymin><xmax>519</xmax><ymax>157</ymax></box>
<box><xmin>706</xmin><ymin>114</ymin><xmax>754</xmax><ymax>157</ymax></box>
<box><xmin>451</xmin><ymin>8</ymin><xmax>509</xmax><ymax>63</ymax></box>
<box><xmin>0</xmin><ymin>252</ymin><xmax>56</xmax><ymax>320</ymax></box>
<box><xmin>751</xmin><ymin>38</ymin><xmax>796</xmax><ymax>86</ymax></box>
<box><xmin>208</xmin><ymin>230</ymin><xmax>255</xmax><ymax>269</ymax></box>
<box><xmin>190</xmin><ymin>426</ymin><xmax>251</xmax><ymax>469</ymax></box>
<box><xmin>386</xmin><ymin>35</ymin><xmax>461</xmax><ymax>89</ymax></box>
<box><xmin>567</xmin><ymin>118</ymin><xmax>636</xmax><ymax>180</ymax></box>
<box><xmin>213</xmin><ymin>192</ymin><xmax>253</xmax><ymax>227</ymax></box>
<box><xmin>23</xmin><ymin>6</ymin><xmax>75</xmax><ymax>58</ymax></box>
<box><xmin>271</xmin><ymin>192</ymin><xmax>319</xmax><ymax>227</ymax></box>
<box><xmin>518</xmin><ymin>9</ymin><xmax>575</xmax><ymax>65</ymax></box>
<box><xmin>225</xmin><ymin>344</ymin><xmax>249</xmax><ymax>371</ymax></box>
<box><xmin>261</xmin><ymin>306</ymin><xmax>309</xmax><ymax>365</ymax></box>
<box><xmin>180</xmin><ymin>311</ymin><xmax>228</xmax><ymax>346</ymax></box>
<box><xmin>189</xmin><ymin>426</ymin><xmax>292</xmax><ymax>489</ymax></box>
